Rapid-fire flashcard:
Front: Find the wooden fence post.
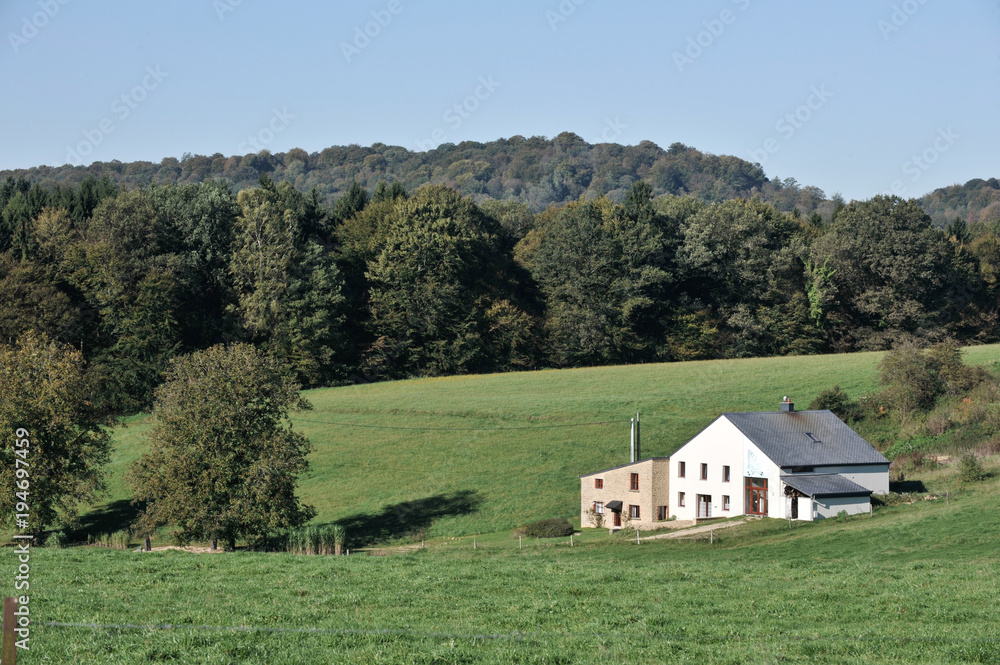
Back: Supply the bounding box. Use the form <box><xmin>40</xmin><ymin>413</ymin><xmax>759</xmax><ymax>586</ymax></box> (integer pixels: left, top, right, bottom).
<box><xmin>2</xmin><ymin>597</ymin><xmax>16</xmax><ymax>665</ymax></box>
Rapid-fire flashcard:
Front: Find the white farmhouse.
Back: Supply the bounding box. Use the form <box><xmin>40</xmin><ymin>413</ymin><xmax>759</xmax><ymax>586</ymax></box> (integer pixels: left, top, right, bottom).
<box><xmin>669</xmin><ymin>398</ymin><xmax>889</xmax><ymax>521</ymax></box>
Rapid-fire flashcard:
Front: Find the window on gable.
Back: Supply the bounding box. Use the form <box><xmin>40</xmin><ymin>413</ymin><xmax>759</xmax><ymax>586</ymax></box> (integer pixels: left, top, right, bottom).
<box><xmin>700</xmin><ymin>463</ymin><xmax>708</xmax><ymax>480</ymax></box>
<box><xmin>723</xmin><ymin>465</ymin><xmax>731</xmax><ymax>482</ymax></box>
<box><xmin>723</xmin><ymin>495</ymin><xmax>731</xmax><ymax>511</ymax></box>
<box><xmin>630</xmin><ymin>473</ymin><xmax>639</xmax><ymax>491</ymax></box>
<box><xmin>678</xmin><ymin>461</ymin><xmax>686</xmax><ymax>478</ymax></box>
<box><xmin>594</xmin><ymin>478</ymin><xmax>603</xmax><ymax>489</ymax></box>
<box><xmin>678</xmin><ymin>492</ymin><xmax>686</xmax><ymax>507</ymax></box>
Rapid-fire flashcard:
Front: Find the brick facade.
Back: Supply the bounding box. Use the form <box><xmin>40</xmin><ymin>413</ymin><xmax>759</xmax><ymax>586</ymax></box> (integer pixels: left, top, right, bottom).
<box><xmin>580</xmin><ymin>458</ymin><xmax>670</xmax><ymax>530</ymax></box>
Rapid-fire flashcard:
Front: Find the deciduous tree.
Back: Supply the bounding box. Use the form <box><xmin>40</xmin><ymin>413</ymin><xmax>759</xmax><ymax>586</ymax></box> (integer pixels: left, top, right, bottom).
<box><xmin>127</xmin><ymin>344</ymin><xmax>315</xmax><ymax>550</ymax></box>
<box><xmin>0</xmin><ymin>331</ymin><xmax>112</xmax><ymax>529</ymax></box>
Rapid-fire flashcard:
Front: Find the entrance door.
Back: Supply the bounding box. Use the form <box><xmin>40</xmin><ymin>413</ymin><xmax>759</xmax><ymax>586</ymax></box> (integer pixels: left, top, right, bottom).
<box><xmin>745</xmin><ymin>478</ymin><xmax>768</xmax><ymax>516</ymax></box>
<box><xmin>613</xmin><ymin>510</ymin><xmax>621</xmax><ymax>527</ymax></box>
<box><xmin>697</xmin><ymin>494</ymin><xmax>711</xmax><ymax>518</ymax></box>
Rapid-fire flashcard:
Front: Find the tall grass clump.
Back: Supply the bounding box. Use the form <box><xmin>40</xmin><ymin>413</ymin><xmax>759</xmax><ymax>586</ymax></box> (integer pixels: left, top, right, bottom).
<box><xmin>89</xmin><ymin>530</ymin><xmax>132</xmax><ymax>550</ymax></box>
<box><xmin>284</xmin><ymin>525</ymin><xmax>346</xmax><ymax>555</ymax></box>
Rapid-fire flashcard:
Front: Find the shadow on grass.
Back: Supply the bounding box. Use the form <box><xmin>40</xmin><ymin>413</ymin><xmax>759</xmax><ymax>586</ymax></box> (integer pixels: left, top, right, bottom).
<box><xmin>337</xmin><ymin>490</ymin><xmax>482</xmax><ymax>547</ymax></box>
<box><xmin>890</xmin><ymin>480</ymin><xmax>928</xmax><ymax>493</ymax></box>
<box><xmin>71</xmin><ymin>500</ymin><xmax>141</xmax><ymax>541</ymax></box>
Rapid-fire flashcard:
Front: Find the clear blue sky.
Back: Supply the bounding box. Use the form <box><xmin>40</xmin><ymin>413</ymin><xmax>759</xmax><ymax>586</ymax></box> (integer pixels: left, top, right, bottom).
<box><xmin>2</xmin><ymin>0</ymin><xmax>998</xmax><ymax>200</ymax></box>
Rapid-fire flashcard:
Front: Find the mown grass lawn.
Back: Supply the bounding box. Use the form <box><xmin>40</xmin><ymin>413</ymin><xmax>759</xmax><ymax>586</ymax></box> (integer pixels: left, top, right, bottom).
<box><xmin>21</xmin><ymin>464</ymin><xmax>1000</xmax><ymax>664</ymax></box>
<box><xmin>91</xmin><ymin>344</ymin><xmax>1000</xmax><ymax>542</ymax></box>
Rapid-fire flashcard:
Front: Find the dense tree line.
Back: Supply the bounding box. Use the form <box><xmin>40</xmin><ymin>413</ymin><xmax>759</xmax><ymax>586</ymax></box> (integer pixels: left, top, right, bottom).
<box><xmin>1</xmin><ymin>135</ymin><xmax>834</xmax><ymax>217</ymax></box>
<box><xmin>2</xmin><ymin>172</ymin><xmax>999</xmax><ymax>416</ymax></box>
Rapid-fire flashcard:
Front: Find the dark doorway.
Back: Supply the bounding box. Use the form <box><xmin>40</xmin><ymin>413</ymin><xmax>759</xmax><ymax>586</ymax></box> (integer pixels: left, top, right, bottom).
<box><xmin>613</xmin><ymin>510</ymin><xmax>621</xmax><ymax>527</ymax></box>
<box><xmin>791</xmin><ymin>497</ymin><xmax>799</xmax><ymax>519</ymax></box>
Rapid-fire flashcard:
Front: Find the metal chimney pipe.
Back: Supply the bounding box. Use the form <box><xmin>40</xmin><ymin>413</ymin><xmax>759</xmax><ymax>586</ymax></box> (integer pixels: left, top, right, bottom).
<box><xmin>630</xmin><ymin>417</ymin><xmax>636</xmax><ymax>463</ymax></box>
<box><xmin>635</xmin><ymin>412</ymin><xmax>641</xmax><ymax>462</ymax></box>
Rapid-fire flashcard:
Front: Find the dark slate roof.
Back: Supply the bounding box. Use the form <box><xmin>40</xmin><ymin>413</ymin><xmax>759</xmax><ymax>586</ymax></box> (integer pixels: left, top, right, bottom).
<box><xmin>723</xmin><ymin>410</ymin><xmax>889</xmax><ymax>467</ymax></box>
<box><xmin>781</xmin><ymin>473</ymin><xmax>872</xmax><ymax>497</ymax></box>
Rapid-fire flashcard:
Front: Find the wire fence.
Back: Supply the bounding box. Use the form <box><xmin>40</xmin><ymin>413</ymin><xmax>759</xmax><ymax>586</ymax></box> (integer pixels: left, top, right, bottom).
<box><xmin>37</xmin><ymin>621</ymin><xmax>533</xmax><ymax>642</ymax></box>
<box><xmin>32</xmin><ymin>621</ymin><xmax>1000</xmax><ymax>646</ymax></box>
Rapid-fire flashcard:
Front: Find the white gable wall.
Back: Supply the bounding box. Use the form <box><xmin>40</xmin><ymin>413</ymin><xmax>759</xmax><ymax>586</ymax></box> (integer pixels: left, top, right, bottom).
<box><xmin>669</xmin><ymin>417</ymin><xmax>784</xmax><ymax>520</ymax></box>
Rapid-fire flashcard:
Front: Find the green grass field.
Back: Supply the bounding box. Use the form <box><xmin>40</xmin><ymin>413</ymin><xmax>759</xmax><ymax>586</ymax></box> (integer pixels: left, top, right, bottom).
<box><xmin>11</xmin><ymin>346</ymin><xmax>1000</xmax><ymax>663</ymax></box>
<box><xmin>91</xmin><ymin>344</ymin><xmax>1000</xmax><ymax>542</ymax></box>
<box><xmin>23</xmin><ymin>458</ymin><xmax>1000</xmax><ymax>664</ymax></box>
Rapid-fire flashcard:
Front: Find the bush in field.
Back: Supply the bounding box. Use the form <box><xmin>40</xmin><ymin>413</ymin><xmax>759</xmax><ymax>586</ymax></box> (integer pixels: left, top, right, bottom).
<box><xmin>808</xmin><ymin>385</ymin><xmax>863</xmax><ymax>422</ymax></box>
<box><xmin>958</xmin><ymin>453</ymin><xmax>985</xmax><ymax>483</ymax></box>
<box><xmin>878</xmin><ymin>343</ymin><xmax>986</xmax><ymax>418</ymax></box>
<box><xmin>49</xmin><ymin>530</ymin><xmax>70</xmax><ymax>548</ymax></box>
<box><xmin>524</xmin><ymin>518</ymin><xmax>574</xmax><ymax>538</ymax></box>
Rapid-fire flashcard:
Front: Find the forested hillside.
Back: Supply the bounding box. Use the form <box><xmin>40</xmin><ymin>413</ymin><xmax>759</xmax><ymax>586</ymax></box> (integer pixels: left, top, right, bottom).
<box><xmin>2</xmin><ymin>165</ymin><xmax>999</xmax><ymax>416</ymax></box>
<box><xmin>1</xmin><ymin>134</ymin><xmax>834</xmax><ymax>217</ymax></box>
<box><xmin>919</xmin><ymin>177</ymin><xmax>1000</xmax><ymax>228</ymax></box>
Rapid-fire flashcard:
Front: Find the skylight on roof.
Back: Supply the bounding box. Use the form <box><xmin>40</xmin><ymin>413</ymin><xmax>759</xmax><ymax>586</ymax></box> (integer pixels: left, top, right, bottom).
<box><xmin>805</xmin><ymin>432</ymin><xmax>821</xmax><ymax>443</ymax></box>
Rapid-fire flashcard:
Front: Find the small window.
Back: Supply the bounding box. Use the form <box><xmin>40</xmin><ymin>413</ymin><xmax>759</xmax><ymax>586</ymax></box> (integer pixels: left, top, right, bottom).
<box><xmin>723</xmin><ymin>465</ymin><xmax>731</xmax><ymax>482</ymax></box>
<box><xmin>594</xmin><ymin>478</ymin><xmax>603</xmax><ymax>489</ymax></box>
<box><xmin>629</xmin><ymin>505</ymin><xmax>640</xmax><ymax>519</ymax></box>
<box><xmin>723</xmin><ymin>495</ymin><xmax>731</xmax><ymax>511</ymax></box>
<box><xmin>700</xmin><ymin>463</ymin><xmax>708</xmax><ymax>480</ymax></box>
<box><xmin>657</xmin><ymin>505</ymin><xmax>668</xmax><ymax>521</ymax></box>
<box><xmin>678</xmin><ymin>492</ymin><xmax>686</xmax><ymax>507</ymax></box>
<box><xmin>678</xmin><ymin>461</ymin><xmax>686</xmax><ymax>478</ymax></box>
<box><xmin>594</xmin><ymin>501</ymin><xmax>604</xmax><ymax>514</ymax></box>
<box><xmin>630</xmin><ymin>473</ymin><xmax>639</xmax><ymax>491</ymax></box>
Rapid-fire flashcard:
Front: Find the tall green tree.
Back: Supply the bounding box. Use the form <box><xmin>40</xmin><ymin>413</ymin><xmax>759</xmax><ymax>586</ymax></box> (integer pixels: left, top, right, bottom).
<box><xmin>523</xmin><ymin>191</ymin><xmax>673</xmax><ymax>366</ymax></box>
<box><xmin>229</xmin><ymin>188</ymin><xmax>346</xmax><ymax>385</ymax></box>
<box><xmin>127</xmin><ymin>344</ymin><xmax>315</xmax><ymax>550</ymax></box>
<box><xmin>0</xmin><ymin>331</ymin><xmax>112</xmax><ymax>529</ymax></box>
<box><xmin>676</xmin><ymin>198</ymin><xmax>822</xmax><ymax>357</ymax></box>
<box><xmin>810</xmin><ymin>195</ymin><xmax>956</xmax><ymax>350</ymax></box>
<box><xmin>364</xmin><ymin>186</ymin><xmax>535</xmax><ymax>377</ymax></box>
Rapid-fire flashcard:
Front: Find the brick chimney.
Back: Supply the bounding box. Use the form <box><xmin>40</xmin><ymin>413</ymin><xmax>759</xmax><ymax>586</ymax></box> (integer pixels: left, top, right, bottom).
<box><xmin>781</xmin><ymin>396</ymin><xmax>794</xmax><ymax>412</ymax></box>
